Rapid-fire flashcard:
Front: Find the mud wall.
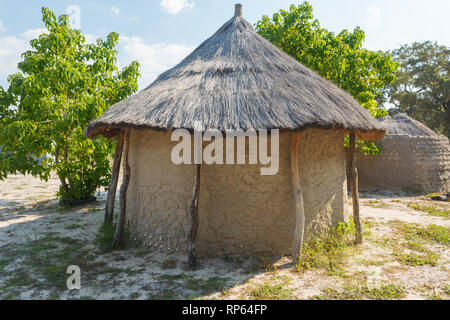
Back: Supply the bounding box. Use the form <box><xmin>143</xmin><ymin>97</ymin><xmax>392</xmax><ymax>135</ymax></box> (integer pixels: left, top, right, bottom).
<box><xmin>126</xmin><ymin>128</ymin><xmax>348</xmax><ymax>257</ymax></box>
<box><xmin>354</xmin><ymin>135</ymin><xmax>450</xmax><ymax>193</ymax></box>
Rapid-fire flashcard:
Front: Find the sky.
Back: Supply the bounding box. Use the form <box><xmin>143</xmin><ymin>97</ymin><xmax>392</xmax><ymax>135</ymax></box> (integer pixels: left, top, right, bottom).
<box><xmin>0</xmin><ymin>0</ymin><xmax>449</xmax><ymax>90</ymax></box>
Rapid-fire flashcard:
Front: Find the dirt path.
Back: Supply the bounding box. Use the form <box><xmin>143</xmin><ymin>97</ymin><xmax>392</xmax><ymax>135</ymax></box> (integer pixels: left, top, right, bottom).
<box><xmin>0</xmin><ymin>175</ymin><xmax>448</xmax><ymax>300</ymax></box>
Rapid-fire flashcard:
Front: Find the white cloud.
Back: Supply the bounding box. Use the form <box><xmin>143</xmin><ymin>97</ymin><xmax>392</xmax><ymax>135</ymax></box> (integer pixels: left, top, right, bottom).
<box><xmin>0</xmin><ymin>36</ymin><xmax>28</xmax><ymax>79</ymax></box>
<box><xmin>0</xmin><ymin>20</ymin><xmax>6</xmax><ymax>32</ymax></box>
<box><xmin>109</xmin><ymin>6</ymin><xmax>141</xmax><ymax>22</ymax></box>
<box><xmin>110</xmin><ymin>6</ymin><xmax>120</xmax><ymax>16</ymax></box>
<box><xmin>0</xmin><ymin>27</ymin><xmax>194</xmax><ymax>91</ymax></box>
<box><xmin>0</xmin><ymin>28</ymin><xmax>98</xmax><ymax>88</ymax></box>
<box><xmin>67</xmin><ymin>5</ymin><xmax>81</xmax><ymax>29</ymax></box>
<box><xmin>160</xmin><ymin>0</ymin><xmax>194</xmax><ymax>15</ymax></box>
<box><xmin>0</xmin><ymin>28</ymin><xmax>47</xmax><ymax>86</ymax></box>
<box><xmin>20</xmin><ymin>28</ymin><xmax>47</xmax><ymax>40</ymax></box>
<box><xmin>118</xmin><ymin>35</ymin><xmax>195</xmax><ymax>89</ymax></box>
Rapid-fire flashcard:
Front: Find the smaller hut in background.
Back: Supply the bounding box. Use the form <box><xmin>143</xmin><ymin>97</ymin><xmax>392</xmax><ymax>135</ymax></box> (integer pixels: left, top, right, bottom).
<box><xmin>381</xmin><ymin>113</ymin><xmax>439</xmax><ymax>137</ymax></box>
<box><xmin>356</xmin><ymin>113</ymin><xmax>450</xmax><ymax>193</ymax></box>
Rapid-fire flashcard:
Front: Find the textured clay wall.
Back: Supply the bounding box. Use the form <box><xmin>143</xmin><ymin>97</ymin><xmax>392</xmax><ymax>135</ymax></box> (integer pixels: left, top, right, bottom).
<box><xmin>356</xmin><ymin>135</ymin><xmax>450</xmax><ymax>193</ymax></box>
<box><xmin>126</xmin><ymin>128</ymin><xmax>348</xmax><ymax>257</ymax></box>
<box><xmin>126</xmin><ymin>129</ymin><xmax>194</xmax><ymax>254</ymax></box>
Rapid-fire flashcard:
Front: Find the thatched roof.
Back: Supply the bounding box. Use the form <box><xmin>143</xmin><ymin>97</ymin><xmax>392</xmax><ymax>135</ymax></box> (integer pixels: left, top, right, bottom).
<box><xmin>86</xmin><ymin>4</ymin><xmax>386</xmax><ymax>141</ymax></box>
<box><xmin>381</xmin><ymin>113</ymin><xmax>437</xmax><ymax>137</ymax></box>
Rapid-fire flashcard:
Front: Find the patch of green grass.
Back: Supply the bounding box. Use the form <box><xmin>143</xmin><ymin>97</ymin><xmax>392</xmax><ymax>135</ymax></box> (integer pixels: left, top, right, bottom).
<box><xmin>249</xmin><ymin>280</ymin><xmax>294</xmax><ymax>300</ymax></box>
<box><xmin>156</xmin><ymin>273</ymin><xmax>230</xmax><ymax>297</ymax></box>
<box><xmin>95</xmin><ymin>222</ymin><xmax>130</xmax><ymax>252</ymax></box>
<box><xmin>356</xmin><ymin>283</ymin><xmax>406</xmax><ymax>300</ymax></box>
<box><xmin>0</xmin><ymin>258</ymin><xmax>12</xmax><ymax>273</ymax></box>
<box><xmin>393</xmin><ymin>251</ymin><xmax>439</xmax><ymax>266</ymax></box>
<box><xmin>408</xmin><ymin>204</ymin><xmax>450</xmax><ymax>219</ymax></box>
<box><xmin>95</xmin><ymin>223</ymin><xmax>116</xmax><ymax>252</ymax></box>
<box><xmin>295</xmin><ymin>222</ymin><xmax>354</xmax><ymax>275</ymax></box>
<box><xmin>122</xmin><ymin>267</ymin><xmax>145</xmax><ymax>276</ymax></box>
<box><xmin>0</xmin><ymin>234</ymin><xmax>103</xmax><ymax>293</ymax></box>
<box><xmin>405</xmin><ymin>239</ymin><xmax>428</xmax><ymax>252</ymax></box>
<box><xmin>147</xmin><ymin>288</ymin><xmax>178</xmax><ymax>300</ymax></box>
<box><xmin>31</xmin><ymin>242</ymin><xmax>96</xmax><ymax>289</ymax></box>
<box><xmin>416</xmin><ymin>284</ymin><xmax>450</xmax><ymax>300</ymax></box>
<box><xmin>96</xmin><ymin>265</ymin><xmax>143</xmax><ymax>280</ymax></box>
<box><xmin>4</xmin><ymin>270</ymin><xmax>37</xmax><ymax>287</ymax></box>
<box><xmin>185</xmin><ymin>277</ymin><xmax>230</xmax><ymax>295</ymax></box>
<box><xmin>1</xmin><ymin>291</ymin><xmax>20</xmax><ymax>300</ymax></box>
<box><xmin>399</xmin><ymin>223</ymin><xmax>449</xmax><ymax>246</ymax></box>
<box><xmin>443</xmin><ymin>284</ymin><xmax>450</xmax><ymax>295</ymax></box>
<box><xmin>313</xmin><ymin>283</ymin><xmax>406</xmax><ymax>300</ymax></box>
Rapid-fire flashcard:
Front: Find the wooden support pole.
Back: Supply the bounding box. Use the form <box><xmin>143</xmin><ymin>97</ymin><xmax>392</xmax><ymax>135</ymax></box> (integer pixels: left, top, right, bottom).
<box><xmin>105</xmin><ymin>132</ymin><xmax>124</xmax><ymax>225</ymax></box>
<box><xmin>187</xmin><ymin>164</ymin><xmax>201</xmax><ymax>268</ymax></box>
<box><xmin>112</xmin><ymin>129</ymin><xmax>131</xmax><ymax>249</ymax></box>
<box><xmin>349</xmin><ymin>132</ymin><xmax>363</xmax><ymax>244</ymax></box>
<box><xmin>291</xmin><ymin>132</ymin><xmax>305</xmax><ymax>262</ymax></box>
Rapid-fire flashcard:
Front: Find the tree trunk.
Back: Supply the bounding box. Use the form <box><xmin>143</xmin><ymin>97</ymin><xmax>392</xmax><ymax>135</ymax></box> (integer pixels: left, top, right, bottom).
<box><xmin>105</xmin><ymin>132</ymin><xmax>124</xmax><ymax>225</ymax></box>
<box><xmin>55</xmin><ymin>146</ymin><xmax>68</xmax><ymax>191</ymax></box>
<box><xmin>350</xmin><ymin>133</ymin><xmax>363</xmax><ymax>244</ymax></box>
<box><xmin>63</xmin><ymin>143</ymin><xmax>74</xmax><ymax>189</ymax></box>
<box><xmin>112</xmin><ymin>129</ymin><xmax>131</xmax><ymax>249</ymax></box>
<box><xmin>445</xmin><ymin>100</ymin><xmax>450</xmax><ymax>136</ymax></box>
<box><xmin>187</xmin><ymin>164</ymin><xmax>201</xmax><ymax>268</ymax></box>
<box><xmin>291</xmin><ymin>132</ymin><xmax>305</xmax><ymax>262</ymax></box>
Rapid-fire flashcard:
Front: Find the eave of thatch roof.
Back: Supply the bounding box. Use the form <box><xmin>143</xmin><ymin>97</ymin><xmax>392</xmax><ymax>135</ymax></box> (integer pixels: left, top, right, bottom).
<box><xmin>381</xmin><ymin>113</ymin><xmax>437</xmax><ymax>137</ymax></box>
<box><xmin>86</xmin><ymin>10</ymin><xmax>386</xmax><ymax>141</ymax></box>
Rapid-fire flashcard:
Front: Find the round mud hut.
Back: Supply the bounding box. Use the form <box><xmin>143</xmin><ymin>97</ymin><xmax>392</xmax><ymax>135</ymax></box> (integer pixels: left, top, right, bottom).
<box><xmin>86</xmin><ymin>4</ymin><xmax>386</xmax><ymax>264</ymax></box>
<box><xmin>355</xmin><ymin>113</ymin><xmax>450</xmax><ymax>193</ymax></box>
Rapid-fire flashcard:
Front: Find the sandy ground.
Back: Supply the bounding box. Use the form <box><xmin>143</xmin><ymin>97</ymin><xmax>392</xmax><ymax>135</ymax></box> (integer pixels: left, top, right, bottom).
<box><xmin>0</xmin><ymin>174</ymin><xmax>448</xmax><ymax>300</ymax></box>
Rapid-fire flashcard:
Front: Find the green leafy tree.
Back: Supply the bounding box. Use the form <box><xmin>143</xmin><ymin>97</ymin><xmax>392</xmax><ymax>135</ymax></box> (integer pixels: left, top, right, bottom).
<box><xmin>378</xmin><ymin>41</ymin><xmax>449</xmax><ymax>138</ymax></box>
<box><xmin>255</xmin><ymin>2</ymin><xmax>397</xmax><ymax>154</ymax></box>
<box><xmin>0</xmin><ymin>8</ymin><xmax>140</xmax><ymax>203</ymax></box>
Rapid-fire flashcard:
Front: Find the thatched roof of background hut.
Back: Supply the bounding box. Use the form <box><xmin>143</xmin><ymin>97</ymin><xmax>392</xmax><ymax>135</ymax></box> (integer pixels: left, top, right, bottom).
<box><xmin>381</xmin><ymin>113</ymin><xmax>437</xmax><ymax>137</ymax></box>
<box><xmin>86</xmin><ymin>5</ymin><xmax>386</xmax><ymax>141</ymax></box>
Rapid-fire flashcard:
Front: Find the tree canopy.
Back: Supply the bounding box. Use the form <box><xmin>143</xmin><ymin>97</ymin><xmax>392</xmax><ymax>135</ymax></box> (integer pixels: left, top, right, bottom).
<box><xmin>0</xmin><ymin>7</ymin><xmax>140</xmax><ymax>203</ymax></box>
<box><xmin>378</xmin><ymin>41</ymin><xmax>449</xmax><ymax>138</ymax></box>
<box><xmin>255</xmin><ymin>2</ymin><xmax>397</xmax><ymax>153</ymax></box>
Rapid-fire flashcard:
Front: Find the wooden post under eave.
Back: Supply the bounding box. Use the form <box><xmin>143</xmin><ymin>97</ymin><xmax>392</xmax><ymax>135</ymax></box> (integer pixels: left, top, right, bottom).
<box><xmin>349</xmin><ymin>132</ymin><xmax>363</xmax><ymax>244</ymax></box>
<box><xmin>105</xmin><ymin>132</ymin><xmax>124</xmax><ymax>225</ymax></box>
<box><xmin>187</xmin><ymin>164</ymin><xmax>201</xmax><ymax>268</ymax></box>
<box><xmin>291</xmin><ymin>132</ymin><xmax>305</xmax><ymax>262</ymax></box>
<box><xmin>112</xmin><ymin>129</ymin><xmax>131</xmax><ymax>249</ymax></box>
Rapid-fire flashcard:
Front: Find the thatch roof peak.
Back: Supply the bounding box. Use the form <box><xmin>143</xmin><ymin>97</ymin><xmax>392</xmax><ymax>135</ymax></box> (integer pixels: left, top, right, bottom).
<box><xmin>86</xmin><ymin>6</ymin><xmax>386</xmax><ymax>140</ymax></box>
<box><xmin>381</xmin><ymin>113</ymin><xmax>437</xmax><ymax>137</ymax></box>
